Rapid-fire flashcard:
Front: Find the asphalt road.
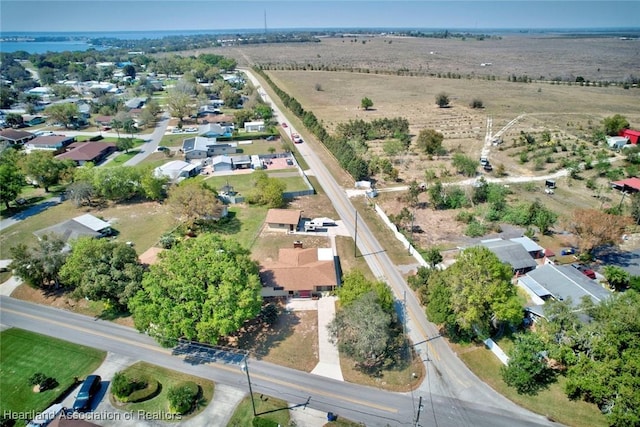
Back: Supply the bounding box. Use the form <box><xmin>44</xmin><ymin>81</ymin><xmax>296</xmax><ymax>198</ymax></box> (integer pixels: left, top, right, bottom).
<box><xmin>241</xmin><ymin>68</ymin><xmax>554</xmax><ymax>426</ymax></box>
<box><xmin>0</xmin><ymin>297</ymin><xmax>552</xmax><ymax>427</ymax></box>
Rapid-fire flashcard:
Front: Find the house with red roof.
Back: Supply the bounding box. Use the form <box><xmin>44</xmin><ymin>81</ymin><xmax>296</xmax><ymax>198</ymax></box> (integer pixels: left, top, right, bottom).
<box><xmin>611</xmin><ymin>177</ymin><xmax>640</xmax><ymax>193</ymax></box>
<box><xmin>56</xmin><ymin>141</ymin><xmax>116</xmax><ymax>165</ymax></box>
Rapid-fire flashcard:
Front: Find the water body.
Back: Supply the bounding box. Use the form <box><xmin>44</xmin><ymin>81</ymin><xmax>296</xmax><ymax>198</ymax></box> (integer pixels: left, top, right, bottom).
<box><xmin>1</xmin><ymin>27</ymin><xmax>638</xmax><ymax>54</ymax></box>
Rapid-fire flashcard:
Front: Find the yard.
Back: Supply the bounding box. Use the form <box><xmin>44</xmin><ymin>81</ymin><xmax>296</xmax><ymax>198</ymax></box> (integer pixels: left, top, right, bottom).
<box><xmin>0</xmin><ymin>329</ymin><xmax>105</xmax><ymax>426</ymax></box>
<box><xmin>109</xmin><ymin>361</ymin><xmax>214</xmax><ymax>420</ymax></box>
<box><xmin>227</xmin><ymin>394</ymin><xmax>291</xmax><ymax>427</ymax></box>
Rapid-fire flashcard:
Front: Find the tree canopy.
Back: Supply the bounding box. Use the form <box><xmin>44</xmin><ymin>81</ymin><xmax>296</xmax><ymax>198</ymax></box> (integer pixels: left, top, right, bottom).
<box><xmin>602</xmin><ymin>114</ymin><xmax>630</xmax><ymax>136</ymax></box>
<box><xmin>501</xmin><ymin>332</ymin><xmax>556</xmax><ymax>395</ymax></box>
<box><xmin>21</xmin><ymin>151</ymin><xmax>71</xmax><ymax>192</ymax></box>
<box><xmin>0</xmin><ymin>149</ymin><xmax>24</xmax><ymax>209</ymax></box>
<box><xmin>246</xmin><ymin>171</ymin><xmax>287</xmax><ymax>208</ymax></box>
<box><xmin>167</xmin><ymin>180</ymin><xmax>225</xmax><ymax>226</ymax></box>
<box><xmin>9</xmin><ymin>234</ymin><xmax>67</xmax><ymax>288</ymax></box>
<box><xmin>337</xmin><ymin>270</ymin><xmax>394</xmax><ymax>314</ymax></box>
<box><xmin>566</xmin><ymin>209</ymin><xmax>631</xmax><ymax>254</ymax></box>
<box><xmin>59</xmin><ymin>237</ymin><xmax>144</xmax><ymax>311</ymax></box>
<box><xmin>360</xmin><ymin>97</ymin><xmax>373</xmax><ymax>110</ymax></box>
<box><xmin>424</xmin><ymin>246</ymin><xmax>523</xmax><ymax>339</ymax></box>
<box><xmin>415</xmin><ymin>129</ymin><xmax>444</xmax><ymax>155</ymax></box>
<box><xmin>129</xmin><ymin>234</ymin><xmax>262</xmax><ymax>346</ymax></box>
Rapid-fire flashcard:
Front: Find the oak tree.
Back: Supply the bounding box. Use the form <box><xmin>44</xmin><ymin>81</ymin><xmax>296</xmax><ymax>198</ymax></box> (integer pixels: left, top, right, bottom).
<box><xmin>566</xmin><ymin>209</ymin><xmax>631</xmax><ymax>254</ymax></box>
<box><xmin>129</xmin><ymin>234</ymin><xmax>262</xmax><ymax>346</ymax></box>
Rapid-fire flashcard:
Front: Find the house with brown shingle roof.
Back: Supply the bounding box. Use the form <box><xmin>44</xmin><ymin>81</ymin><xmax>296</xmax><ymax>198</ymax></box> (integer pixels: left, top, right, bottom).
<box><xmin>0</xmin><ymin>128</ymin><xmax>35</xmax><ymax>145</ymax></box>
<box><xmin>264</xmin><ymin>209</ymin><xmax>302</xmax><ymax>233</ymax></box>
<box><xmin>260</xmin><ymin>244</ymin><xmax>339</xmax><ymax>298</ymax></box>
<box><xmin>56</xmin><ymin>141</ymin><xmax>116</xmax><ymax>165</ymax></box>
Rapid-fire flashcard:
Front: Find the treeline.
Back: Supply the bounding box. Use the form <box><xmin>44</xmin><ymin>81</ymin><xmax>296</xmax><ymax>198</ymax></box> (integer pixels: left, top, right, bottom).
<box><xmin>254</xmin><ymin>66</ymin><xmax>412</xmax><ymax>181</ymax></box>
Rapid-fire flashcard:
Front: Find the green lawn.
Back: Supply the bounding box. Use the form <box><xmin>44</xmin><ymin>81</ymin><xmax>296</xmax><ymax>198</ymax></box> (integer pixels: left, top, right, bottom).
<box><xmin>226</xmin><ymin>394</ymin><xmax>291</xmax><ymax>427</ymax></box>
<box><xmin>228</xmin><ymin>204</ymin><xmax>269</xmax><ymax>250</ymax></box>
<box><xmin>0</xmin><ymin>329</ymin><xmax>106</xmax><ymax>425</ymax></box>
<box><xmin>204</xmin><ymin>173</ymin><xmax>307</xmax><ymax>195</ymax></box>
<box><xmin>110</xmin><ymin>361</ymin><xmax>214</xmax><ymax>420</ymax></box>
<box><xmin>458</xmin><ymin>345</ymin><xmax>608</xmax><ymax>427</ymax></box>
<box><xmin>104</xmin><ymin>150</ymin><xmax>141</xmax><ymax>167</ymax></box>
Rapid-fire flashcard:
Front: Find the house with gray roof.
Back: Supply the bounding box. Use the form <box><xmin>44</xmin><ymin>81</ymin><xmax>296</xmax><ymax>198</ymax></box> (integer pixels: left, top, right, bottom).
<box><xmin>480</xmin><ymin>238</ymin><xmax>538</xmax><ymax>274</ymax></box>
<box><xmin>34</xmin><ymin>214</ymin><xmax>112</xmax><ymax>250</ymax></box>
<box><xmin>182</xmin><ymin>137</ymin><xmax>237</xmax><ymax>160</ymax></box>
<box><xmin>509</xmin><ymin>236</ymin><xmax>545</xmax><ymax>259</ymax></box>
<box><xmin>519</xmin><ymin>263</ymin><xmax>613</xmax><ymax>321</ymax></box>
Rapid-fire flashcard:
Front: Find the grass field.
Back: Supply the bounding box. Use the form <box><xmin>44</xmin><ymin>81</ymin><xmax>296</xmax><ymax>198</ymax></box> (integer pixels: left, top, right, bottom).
<box><xmin>203</xmin><ymin>172</ymin><xmax>307</xmax><ymax>195</ymax></box>
<box><xmin>456</xmin><ymin>344</ymin><xmax>608</xmax><ymax>427</ymax></box>
<box><xmin>0</xmin><ymin>329</ymin><xmax>105</xmax><ymax>425</ymax></box>
<box><xmin>0</xmin><ymin>199</ymin><xmax>176</xmax><ymax>259</ymax></box>
<box><xmin>110</xmin><ymin>361</ymin><xmax>214</xmax><ymax>420</ymax></box>
<box><xmin>226</xmin><ymin>394</ymin><xmax>291</xmax><ymax>427</ymax></box>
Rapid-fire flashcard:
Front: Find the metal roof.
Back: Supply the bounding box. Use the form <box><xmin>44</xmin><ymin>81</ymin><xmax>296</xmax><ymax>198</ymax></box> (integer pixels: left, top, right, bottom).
<box><xmin>510</xmin><ymin>236</ymin><xmax>544</xmax><ymax>253</ymax></box>
<box><xmin>480</xmin><ymin>239</ymin><xmax>537</xmax><ymax>271</ymax></box>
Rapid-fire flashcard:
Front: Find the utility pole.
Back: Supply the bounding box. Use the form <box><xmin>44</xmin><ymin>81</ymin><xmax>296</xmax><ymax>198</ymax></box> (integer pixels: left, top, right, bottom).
<box><xmin>243</xmin><ymin>354</ymin><xmax>257</xmax><ymax>417</ymax></box>
<box><xmin>354</xmin><ymin>210</ymin><xmax>358</xmax><ymax>257</ymax></box>
<box><xmin>414</xmin><ymin>396</ymin><xmax>423</xmax><ymax>427</ymax></box>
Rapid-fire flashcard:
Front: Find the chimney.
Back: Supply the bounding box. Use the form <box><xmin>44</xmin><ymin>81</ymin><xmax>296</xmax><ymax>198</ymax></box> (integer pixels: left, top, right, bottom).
<box><xmin>293</xmin><ymin>241</ymin><xmax>303</xmax><ymax>249</ymax></box>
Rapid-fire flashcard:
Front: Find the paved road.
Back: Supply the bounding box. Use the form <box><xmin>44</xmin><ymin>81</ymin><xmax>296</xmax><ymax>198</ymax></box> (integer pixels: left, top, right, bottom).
<box><xmin>0</xmin><ymin>196</ymin><xmax>61</xmax><ymax>231</ymax></box>
<box><xmin>241</xmin><ymin>68</ymin><xmax>554</xmax><ymax>426</ymax></box>
<box><xmin>125</xmin><ymin>112</ymin><xmax>171</xmax><ymax>166</ymax></box>
<box><xmin>0</xmin><ymin>297</ymin><xmax>552</xmax><ymax>427</ymax></box>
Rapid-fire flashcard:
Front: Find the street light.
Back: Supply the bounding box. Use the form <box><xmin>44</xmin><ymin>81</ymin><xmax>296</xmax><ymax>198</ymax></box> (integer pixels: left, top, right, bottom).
<box><xmin>242</xmin><ymin>353</ymin><xmax>257</xmax><ymax>417</ymax></box>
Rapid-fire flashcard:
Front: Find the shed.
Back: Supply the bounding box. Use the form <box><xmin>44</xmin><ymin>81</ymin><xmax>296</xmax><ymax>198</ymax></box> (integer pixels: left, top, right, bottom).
<box><xmin>620</xmin><ymin>129</ymin><xmax>640</xmax><ymax>145</ymax></box>
<box><xmin>265</xmin><ymin>209</ymin><xmax>302</xmax><ymax>233</ymax></box>
<box><xmin>509</xmin><ymin>236</ymin><xmax>545</xmax><ymax>259</ymax></box>
<box><xmin>211</xmin><ymin>155</ymin><xmax>233</xmax><ymax>172</ymax></box>
<box><xmin>611</xmin><ymin>177</ymin><xmax>640</xmax><ymax>193</ymax></box>
<box><xmin>606</xmin><ymin>136</ymin><xmax>630</xmax><ymax>149</ymax></box>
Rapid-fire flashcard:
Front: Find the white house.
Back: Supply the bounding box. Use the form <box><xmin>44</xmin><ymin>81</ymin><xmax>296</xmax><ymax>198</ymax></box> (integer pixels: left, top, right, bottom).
<box><xmin>211</xmin><ymin>155</ymin><xmax>233</xmax><ymax>172</ymax></box>
<box><xmin>244</xmin><ymin>120</ymin><xmax>265</xmax><ymax>133</ymax></box>
<box><xmin>154</xmin><ymin>160</ymin><xmax>200</xmax><ymax>182</ymax></box>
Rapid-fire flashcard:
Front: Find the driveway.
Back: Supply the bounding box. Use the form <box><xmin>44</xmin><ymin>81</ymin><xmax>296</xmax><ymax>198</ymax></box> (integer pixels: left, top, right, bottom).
<box><xmin>0</xmin><ymin>196</ymin><xmax>62</xmax><ymax>231</ymax></box>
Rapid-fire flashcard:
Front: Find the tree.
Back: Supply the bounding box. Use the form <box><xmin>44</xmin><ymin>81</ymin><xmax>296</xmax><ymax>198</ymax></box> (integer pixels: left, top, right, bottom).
<box><xmin>166</xmin><ymin>87</ymin><xmax>193</xmax><ymax>124</ymax></box>
<box><xmin>139</xmin><ymin>167</ymin><xmax>167</xmax><ymax>201</ymax></box>
<box><xmin>116</xmin><ymin>137</ymin><xmax>134</xmax><ymax>153</ymax></box>
<box><xmin>9</xmin><ymin>234</ymin><xmax>67</xmax><ymax>288</ymax></box>
<box><xmin>5</xmin><ymin>112</ymin><xmax>24</xmax><ymax>128</ymax></box>
<box><xmin>167</xmin><ymin>180</ymin><xmax>225</xmax><ymax>227</ymax></box>
<box><xmin>59</xmin><ymin>237</ymin><xmax>144</xmax><ymax>311</ymax></box>
<box><xmin>415</xmin><ymin>129</ymin><xmax>444</xmax><ymax>155</ymax></box>
<box><xmin>92</xmin><ymin>166</ymin><xmax>141</xmax><ymax>201</ymax></box>
<box><xmin>129</xmin><ymin>234</ymin><xmax>262</xmax><ymax>346</ymax></box>
<box><xmin>566</xmin><ymin>209</ymin><xmax>631</xmax><ymax>254</ymax></box>
<box><xmin>602</xmin><ymin>265</ymin><xmax>629</xmax><ymax>291</ymax></box>
<box><xmin>0</xmin><ymin>149</ymin><xmax>24</xmax><ymax>209</ymax></box>
<box><xmin>21</xmin><ymin>151</ymin><xmax>69</xmax><ymax>192</ymax></box>
<box><xmin>168</xmin><ymin>383</ymin><xmax>199</xmax><ymax>414</ymax></box>
<box><xmin>631</xmin><ymin>193</ymin><xmax>640</xmax><ymax>224</ymax></box>
<box><xmin>436</xmin><ymin>92</ymin><xmax>450</xmax><ymax>108</ymax></box>
<box><xmin>423</xmin><ymin>246</ymin><xmax>443</xmax><ymax>269</ymax></box>
<box><xmin>452</xmin><ymin>153</ymin><xmax>478</xmax><ymax>177</ymax></box>
<box><xmin>122</xmin><ymin>64</ymin><xmax>136</xmax><ymax>79</ymax></box>
<box><xmin>501</xmin><ymin>332</ymin><xmax>556</xmax><ymax>395</ymax></box>
<box><xmin>44</xmin><ymin>103</ymin><xmax>79</xmax><ymax>128</ymax></box>
<box><xmin>360</xmin><ymin>97</ymin><xmax>373</xmax><ymax>110</ymax></box>
<box><xmin>66</xmin><ymin>181</ymin><xmax>94</xmax><ymax>207</ymax></box>
<box><xmin>337</xmin><ymin>270</ymin><xmax>394</xmax><ymax>314</ymax></box>
<box><xmin>246</xmin><ymin>171</ymin><xmax>286</xmax><ymax>208</ymax></box>
<box><xmin>328</xmin><ymin>292</ymin><xmax>392</xmax><ymax>372</ymax></box>
<box><xmin>426</xmin><ymin>246</ymin><xmax>523</xmax><ymax>339</ymax></box>
<box><xmin>602</xmin><ymin>114</ymin><xmax>630</xmax><ymax>136</ymax></box>
<box><xmin>470</xmin><ymin>98</ymin><xmax>484</xmax><ymax>109</ymax></box>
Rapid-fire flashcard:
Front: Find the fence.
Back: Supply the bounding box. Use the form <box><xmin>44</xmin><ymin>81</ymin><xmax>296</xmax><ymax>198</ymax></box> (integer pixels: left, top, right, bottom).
<box><xmin>372</xmin><ymin>202</ymin><xmax>429</xmax><ymax>268</ymax></box>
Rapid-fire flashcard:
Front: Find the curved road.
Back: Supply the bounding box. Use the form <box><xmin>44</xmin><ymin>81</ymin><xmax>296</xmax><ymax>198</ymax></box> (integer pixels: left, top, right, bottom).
<box><xmin>241</xmin><ymin>68</ymin><xmax>554</xmax><ymax>426</ymax></box>
<box><xmin>0</xmin><ymin>297</ymin><xmax>550</xmax><ymax>427</ymax></box>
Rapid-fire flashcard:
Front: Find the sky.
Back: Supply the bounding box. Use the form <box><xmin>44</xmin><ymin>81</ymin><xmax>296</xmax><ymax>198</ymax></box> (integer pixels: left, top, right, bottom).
<box><xmin>1</xmin><ymin>1</ymin><xmax>638</xmax><ymax>33</ymax></box>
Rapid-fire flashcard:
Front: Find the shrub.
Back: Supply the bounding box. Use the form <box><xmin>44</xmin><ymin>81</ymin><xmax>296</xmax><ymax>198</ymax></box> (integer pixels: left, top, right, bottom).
<box><xmin>168</xmin><ymin>381</ymin><xmax>200</xmax><ymax>414</ymax></box>
<box><xmin>112</xmin><ymin>372</ymin><xmax>152</xmax><ymax>402</ymax></box>
<box><xmin>469</xmin><ymin>98</ymin><xmax>484</xmax><ymax>109</ymax></box>
<box><xmin>127</xmin><ymin>378</ymin><xmax>159</xmax><ymax>403</ymax></box>
<box><xmin>456</xmin><ymin>210</ymin><xmax>475</xmax><ymax>224</ymax></box>
<box><xmin>252</xmin><ymin>418</ymin><xmax>279</xmax><ymax>427</ymax></box>
<box><xmin>465</xmin><ymin>220</ymin><xmax>487</xmax><ymax>237</ymax></box>
<box><xmin>29</xmin><ymin>373</ymin><xmax>48</xmax><ymax>386</ymax></box>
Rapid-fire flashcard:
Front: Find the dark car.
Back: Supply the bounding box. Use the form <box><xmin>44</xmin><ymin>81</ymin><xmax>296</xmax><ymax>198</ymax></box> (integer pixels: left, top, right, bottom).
<box><xmin>572</xmin><ymin>263</ymin><xmax>597</xmax><ymax>280</ymax></box>
<box><xmin>72</xmin><ymin>375</ymin><xmax>101</xmax><ymax>412</ymax></box>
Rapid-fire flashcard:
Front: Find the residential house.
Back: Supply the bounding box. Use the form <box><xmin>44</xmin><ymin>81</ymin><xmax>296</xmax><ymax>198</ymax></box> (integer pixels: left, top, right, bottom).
<box><xmin>518</xmin><ymin>263</ymin><xmax>612</xmax><ymax>321</ymax></box>
<box><xmin>260</xmin><ymin>244</ymin><xmax>339</xmax><ymax>298</ymax></box>
<box><xmin>230</xmin><ymin>155</ymin><xmax>251</xmax><ymax>169</ymax></box>
<box><xmin>154</xmin><ymin>160</ymin><xmax>200</xmax><ymax>182</ymax></box>
<box><xmin>480</xmin><ymin>238</ymin><xmax>538</xmax><ymax>275</ymax></box>
<box><xmin>199</xmin><ymin>123</ymin><xmax>233</xmax><ymax>138</ymax></box>
<box><xmin>25</xmin><ymin>135</ymin><xmax>75</xmax><ymax>152</ymax></box>
<box><xmin>34</xmin><ymin>214</ymin><xmax>112</xmax><ymax>248</ymax></box>
<box><xmin>94</xmin><ymin>116</ymin><xmax>114</xmax><ymax>127</ymax></box>
<box><xmin>0</xmin><ymin>129</ymin><xmax>35</xmax><ymax>145</ymax></box>
<box><xmin>125</xmin><ymin>97</ymin><xmax>147</xmax><ymax>110</ymax></box>
<box><xmin>210</xmin><ymin>155</ymin><xmax>233</xmax><ymax>172</ymax></box>
<box><xmin>182</xmin><ymin>136</ymin><xmax>237</xmax><ymax>160</ymax></box>
<box><xmin>611</xmin><ymin>177</ymin><xmax>640</xmax><ymax>193</ymax></box>
<box><xmin>244</xmin><ymin>120</ymin><xmax>265</xmax><ymax>133</ymax></box>
<box><xmin>21</xmin><ymin>115</ymin><xmax>45</xmax><ymax>127</ymax></box>
<box><xmin>264</xmin><ymin>209</ymin><xmax>302</xmax><ymax>233</ymax></box>
<box><xmin>55</xmin><ymin>141</ymin><xmax>117</xmax><ymax>165</ymax></box>
<box><xmin>509</xmin><ymin>236</ymin><xmax>545</xmax><ymax>259</ymax></box>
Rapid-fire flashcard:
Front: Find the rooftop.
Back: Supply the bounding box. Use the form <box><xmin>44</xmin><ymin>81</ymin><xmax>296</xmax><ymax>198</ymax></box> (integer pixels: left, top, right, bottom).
<box><xmin>265</xmin><ymin>209</ymin><xmax>302</xmax><ymax>225</ymax></box>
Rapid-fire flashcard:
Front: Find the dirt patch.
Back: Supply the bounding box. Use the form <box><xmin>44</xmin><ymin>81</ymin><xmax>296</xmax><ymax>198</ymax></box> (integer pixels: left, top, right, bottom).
<box><xmin>221</xmin><ymin>306</ymin><xmax>319</xmax><ymax>372</ymax></box>
<box><xmin>10</xmin><ymin>283</ymin><xmax>135</xmax><ymax>327</ymax></box>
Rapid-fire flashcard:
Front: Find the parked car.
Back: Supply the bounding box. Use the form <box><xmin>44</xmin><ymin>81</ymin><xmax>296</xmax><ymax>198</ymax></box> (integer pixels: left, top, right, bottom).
<box><xmin>483</xmin><ymin>163</ymin><xmax>493</xmax><ymax>171</ymax></box>
<box><xmin>572</xmin><ymin>263</ymin><xmax>596</xmax><ymax>280</ymax></box>
<box><xmin>281</xmin><ymin>122</ymin><xmax>288</xmax><ymax>128</ymax></box>
<box><xmin>155</xmin><ymin>146</ymin><xmax>169</xmax><ymax>152</ymax></box>
<box><xmin>286</xmin><ymin>158</ymin><xmax>294</xmax><ymax>166</ymax></box>
<box><xmin>72</xmin><ymin>375</ymin><xmax>101</xmax><ymax>412</ymax></box>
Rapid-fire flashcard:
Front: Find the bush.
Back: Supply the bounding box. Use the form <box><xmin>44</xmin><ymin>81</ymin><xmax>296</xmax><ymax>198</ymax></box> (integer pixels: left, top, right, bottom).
<box><xmin>127</xmin><ymin>378</ymin><xmax>159</xmax><ymax>403</ymax></box>
<box><xmin>252</xmin><ymin>418</ymin><xmax>279</xmax><ymax>427</ymax></box>
<box><xmin>168</xmin><ymin>381</ymin><xmax>200</xmax><ymax>414</ymax></box>
<box><xmin>455</xmin><ymin>210</ymin><xmax>475</xmax><ymax>224</ymax></box>
<box><xmin>470</xmin><ymin>98</ymin><xmax>484</xmax><ymax>109</ymax></box>
<box><xmin>465</xmin><ymin>220</ymin><xmax>487</xmax><ymax>237</ymax></box>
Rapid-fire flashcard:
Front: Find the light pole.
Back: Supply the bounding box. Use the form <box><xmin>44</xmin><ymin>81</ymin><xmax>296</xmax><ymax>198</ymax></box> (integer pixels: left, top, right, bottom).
<box><xmin>242</xmin><ymin>353</ymin><xmax>257</xmax><ymax>417</ymax></box>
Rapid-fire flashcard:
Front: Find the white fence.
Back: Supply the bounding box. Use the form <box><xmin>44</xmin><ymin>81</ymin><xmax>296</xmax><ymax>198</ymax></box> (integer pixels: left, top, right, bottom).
<box><xmin>372</xmin><ymin>203</ymin><xmax>429</xmax><ymax>268</ymax></box>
